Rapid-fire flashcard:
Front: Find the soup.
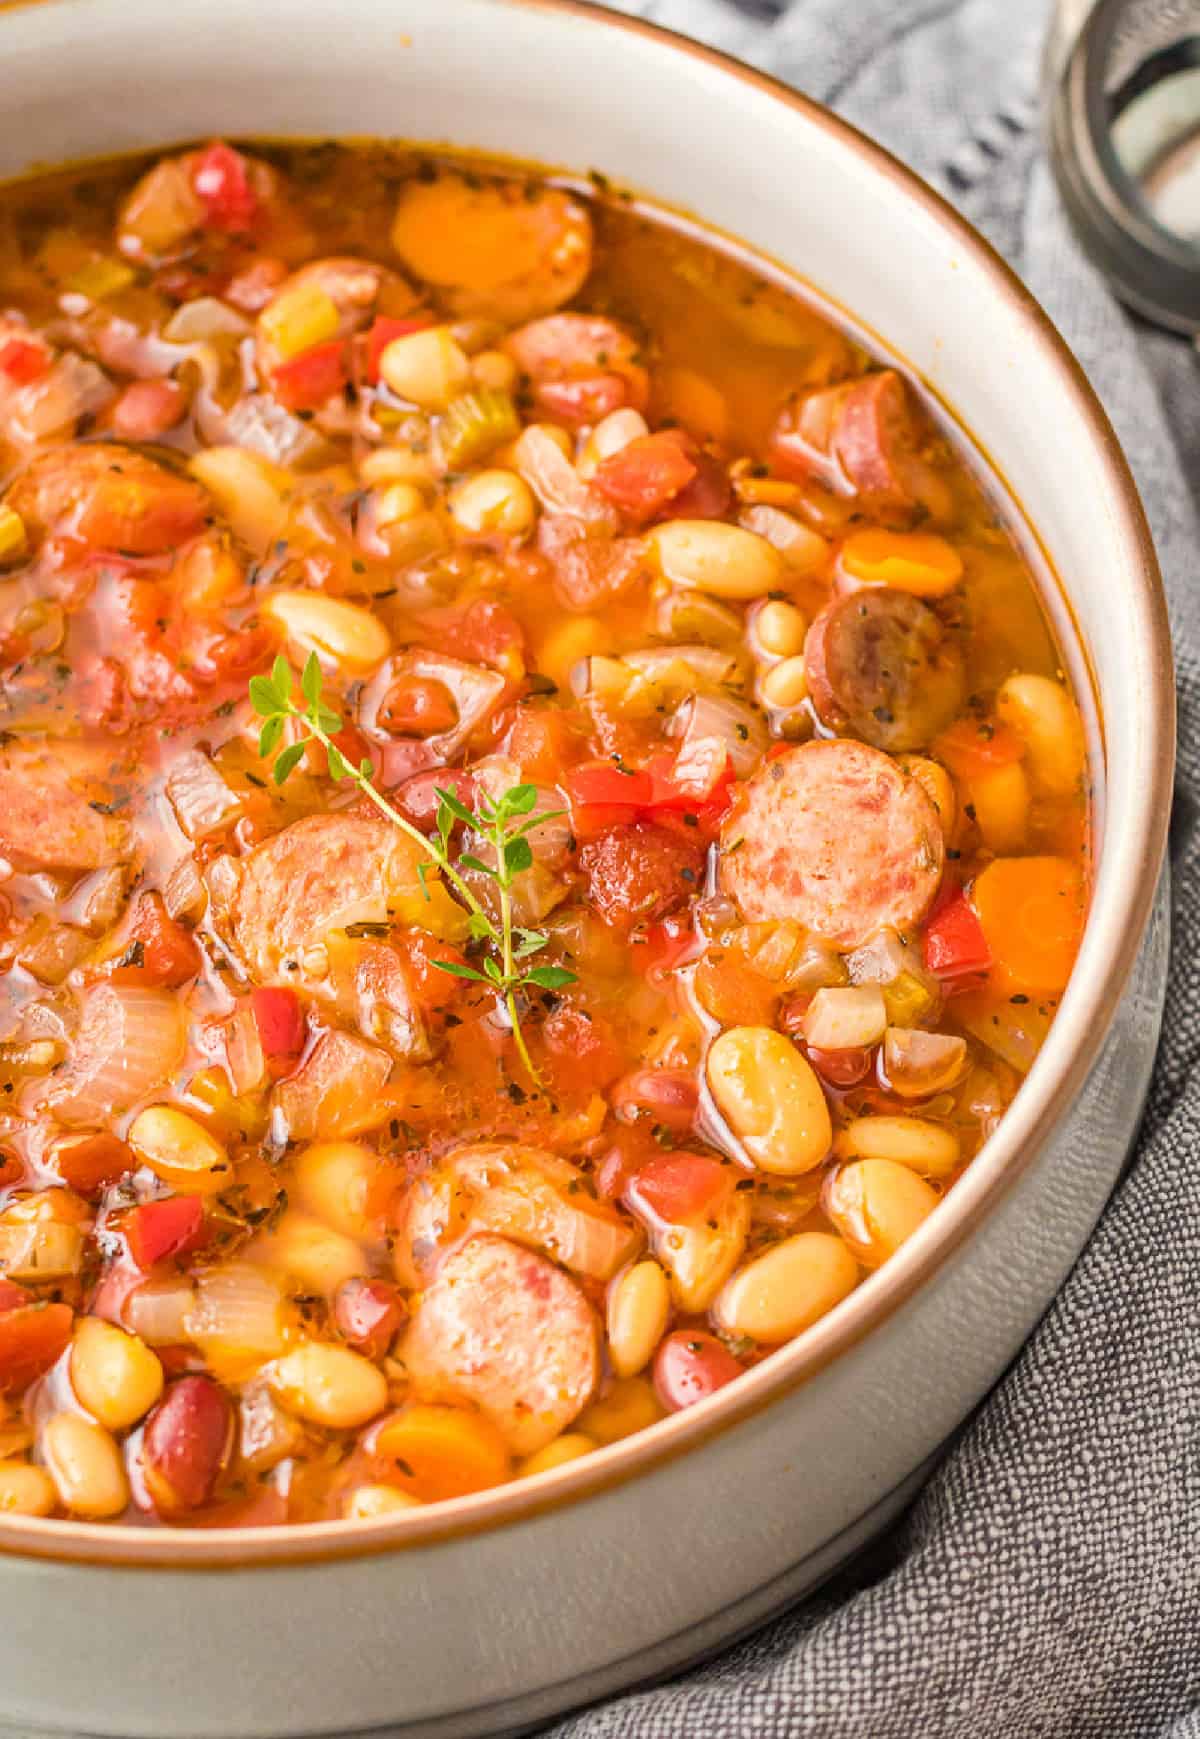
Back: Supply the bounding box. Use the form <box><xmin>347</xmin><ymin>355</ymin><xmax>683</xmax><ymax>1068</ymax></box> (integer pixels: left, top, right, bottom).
<box><xmin>0</xmin><ymin>141</ymin><xmax>1089</xmax><ymax>1527</ymax></box>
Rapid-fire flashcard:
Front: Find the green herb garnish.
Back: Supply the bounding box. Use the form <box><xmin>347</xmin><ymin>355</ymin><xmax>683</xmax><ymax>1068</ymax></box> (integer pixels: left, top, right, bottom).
<box><xmin>249</xmin><ymin>653</ymin><xmax>576</xmax><ymax>1083</ymax></box>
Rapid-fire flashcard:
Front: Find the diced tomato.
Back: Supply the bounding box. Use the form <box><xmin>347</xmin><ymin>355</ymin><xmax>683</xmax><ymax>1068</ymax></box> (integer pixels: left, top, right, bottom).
<box><xmin>568</xmin><ymin>800</ymin><xmax>641</xmax><ymax>840</ymax></box>
<box><xmin>0</xmin><ymin>1279</ymin><xmax>30</xmax><ymax>1314</ymax></box>
<box><xmin>419</xmin><ymin>599</ymin><xmax>526</xmax><ymax>678</ymax></box>
<box><xmin>632</xmin><ymin>916</ymin><xmax>700</xmax><ymax>979</ymax></box>
<box><xmin>365</xmin><ymin>314</ymin><xmax>433</xmax><ymax>383</ymax></box>
<box><xmin>806</xmin><ymin>1045</ymin><xmax>874</xmax><ymax>1088</ymax></box>
<box><xmin>0</xmin><ymin>335</ymin><xmax>49</xmax><ymax>385</ymax></box>
<box><xmin>0</xmin><ymin>1147</ymin><xmax>22</xmax><ymax>1192</ymax></box>
<box><xmin>643</xmin><ymin>748</ymin><xmax>734</xmax><ymax>813</ymax></box>
<box><xmin>923</xmin><ymin>887</ymin><xmax>992</xmax><ymax>982</ymax></box>
<box><xmin>377</xmin><ymin>674</ymin><xmax>459</xmax><ymax>738</ymax></box>
<box><xmin>653</xmin><ymin>1330</ymin><xmax>743</xmax><ymax>1412</ymax></box>
<box><xmin>611</xmin><ymin>1066</ymin><xmax>699</xmax><ymax>1132</ymax></box>
<box><xmin>110</xmin><ymin>379</ymin><xmax>187</xmax><ymax>442</ymax></box>
<box><xmin>111</xmin><ymin>894</ymin><xmax>202</xmax><ymax>989</ymax></box>
<box><xmin>593</xmin><ymin>430</ymin><xmax>697</xmax><ymax>521</ymax></box>
<box><xmin>271</xmin><ymin>338</ymin><xmax>348</xmax><ymax>412</ymax></box>
<box><xmin>0</xmin><ymin>1302</ymin><xmax>73</xmax><ymax>1392</ymax></box>
<box><xmin>505</xmin><ymin>705</ymin><xmax>580</xmax><ymax>785</ymax></box>
<box><xmin>77</xmin><ymin>471</ymin><xmax>209</xmax><ymax>556</ymax></box>
<box><xmin>539</xmin><ymin>1002</ymin><xmax>623</xmax><ymax>1092</ymax></box>
<box><xmin>52</xmin><ymin>1133</ymin><xmax>133</xmax><ymax>1197</ymax></box>
<box><xmin>324</xmin><ymin>722</ymin><xmax>380</xmax><ymax>782</ymax></box>
<box><xmin>626</xmin><ymin>1151</ymin><xmax>733</xmax><ymax>1225</ymax></box>
<box><xmin>933</xmin><ymin>718</ymin><xmax>1024</xmax><ymax>781</ymax></box>
<box><xmin>592</xmin><ymin>1125</ymin><xmax>662</xmax><ymax>1200</ymax></box>
<box><xmin>567</xmin><ymin>759</ymin><xmax>654</xmax><ymax>810</ymax></box>
<box><xmin>191</xmin><ymin>142</ymin><xmax>259</xmax><ymax>233</ymax></box>
<box><xmin>250</xmin><ymin>987</ymin><xmax>307</xmax><ymax>1074</ymax></box>
<box><xmin>668</xmin><ymin>445</ymin><xmax>732</xmax><ymax>519</ymax></box>
<box><xmin>394</xmin><ymin>767</ymin><xmax>476</xmax><ymax>828</ymax></box>
<box><xmin>124</xmin><ymin>1196</ymin><xmax>208</xmax><ymax>1270</ymax></box>
<box><xmin>392</xmin><ymin>929</ymin><xmax>468</xmax><ymax>1013</ymax></box>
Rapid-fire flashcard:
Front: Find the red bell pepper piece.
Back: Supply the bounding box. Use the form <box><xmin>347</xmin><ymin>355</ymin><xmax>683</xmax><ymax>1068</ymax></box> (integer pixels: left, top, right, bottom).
<box><xmin>191</xmin><ymin>142</ymin><xmax>259</xmax><ymax>233</ymax></box>
<box><xmin>566</xmin><ymin>760</ymin><xmax>654</xmax><ymax>810</ymax></box>
<box><xmin>923</xmin><ymin>887</ymin><xmax>992</xmax><ymax>981</ymax></box>
<box><xmin>125</xmin><ymin>1196</ymin><xmax>208</xmax><ymax>1270</ymax></box>
<box><xmin>250</xmin><ymin>987</ymin><xmax>307</xmax><ymax>1074</ymax></box>
<box><xmin>0</xmin><ymin>336</ymin><xmax>48</xmax><ymax>385</ymax></box>
<box><xmin>271</xmin><ymin>338</ymin><xmax>348</xmax><ymax>412</ymax></box>
<box><xmin>111</xmin><ymin>894</ymin><xmax>203</xmax><ymax>989</ymax></box>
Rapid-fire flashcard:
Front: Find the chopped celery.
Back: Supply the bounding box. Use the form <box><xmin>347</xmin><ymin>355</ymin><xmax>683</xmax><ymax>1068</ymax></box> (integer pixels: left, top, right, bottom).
<box><xmin>438</xmin><ymin>387</ymin><xmax>519</xmax><ymax>468</ymax></box>
<box><xmin>259</xmin><ymin>282</ymin><xmax>340</xmax><ymax>362</ymax></box>
<box><xmin>0</xmin><ymin>505</ymin><xmax>26</xmax><ymax>563</ymax></box>
<box><xmin>63</xmin><ymin>255</ymin><xmax>136</xmax><ymax>302</ymax></box>
<box><xmin>882</xmin><ymin>969</ymin><xmax>936</xmax><ymax>1029</ymax></box>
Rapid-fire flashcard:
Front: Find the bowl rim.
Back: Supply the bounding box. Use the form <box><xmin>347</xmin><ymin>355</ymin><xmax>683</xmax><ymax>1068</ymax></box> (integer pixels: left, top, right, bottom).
<box><xmin>0</xmin><ymin>0</ymin><xmax>1174</xmax><ymax>1569</ymax></box>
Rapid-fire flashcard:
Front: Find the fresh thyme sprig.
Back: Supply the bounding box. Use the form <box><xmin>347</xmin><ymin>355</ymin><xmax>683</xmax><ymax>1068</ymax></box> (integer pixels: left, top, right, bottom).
<box><xmin>248</xmin><ymin>653</ymin><xmax>576</xmax><ymax>1083</ymax></box>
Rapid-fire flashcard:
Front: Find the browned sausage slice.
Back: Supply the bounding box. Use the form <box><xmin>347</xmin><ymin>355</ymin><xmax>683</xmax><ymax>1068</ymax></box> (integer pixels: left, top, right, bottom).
<box><xmin>804</xmin><ymin>590</ymin><xmax>965</xmax><ymax>753</ymax></box>
<box><xmin>0</xmin><ymin>743</ymin><xmax>130</xmax><ymax>872</ymax></box>
<box><xmin>720</xmin><ymin>739</ymin><xmax>944</xmax><ymax>949</ymax></box>
<box><xmin>771</xmin><ymin>370</ymin><xmax>945</xmax><ymax>521</ymax></box>
<box><xmin>400</xmin><ymin>1233</ymin><xmax>600</xmax><ymax>1455</ymax></box>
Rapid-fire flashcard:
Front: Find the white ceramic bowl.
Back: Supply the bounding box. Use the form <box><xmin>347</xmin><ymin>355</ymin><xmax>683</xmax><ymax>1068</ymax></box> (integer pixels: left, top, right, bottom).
<box><xmin>0</xmin><ymin>2</ymin><xmax>1174</xmax><ymax>1735</ymax></box>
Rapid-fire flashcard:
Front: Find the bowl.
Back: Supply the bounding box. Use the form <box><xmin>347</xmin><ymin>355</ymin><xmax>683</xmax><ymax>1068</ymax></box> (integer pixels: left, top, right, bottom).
<box><xmin>0</xmin><ymin>1</ymin><xmax>1174</xmax><ymax>1735</ymax></box>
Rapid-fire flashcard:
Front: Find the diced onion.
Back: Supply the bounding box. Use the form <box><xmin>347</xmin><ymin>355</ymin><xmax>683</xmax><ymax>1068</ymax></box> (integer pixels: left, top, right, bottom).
<box><xmin>802</xmin><ymin>985</ymin><xmax>888</xmax><ymax>1051</ymax></box>
<box><xmin>513</xmin><ymin>425</ymin><xmax>613</xmax><ymax>526</ymax></box>
<box><xmin>219</xmin><ymin>392</ymin><xmax>330</xmax><ymax>467</ymax></box>
<box><xmin>165</xmin><ymin>750</ymin><xmax>245</xmax><ymax>842</ymax></box>
<box><xmin>847</xmin><ymin>928</ymin><xmax>937</xmax><ymax>997</ymax></box>
<box><xmin>2</xmin><ymin>353</ymin><xmax>114</xmax><ymax>446</ymax></box>
<box><xmin>42</xmin><ymin>986</ymin><xmax>187</xmax><ymax>1128</ymax></box>
<box><xmin>271</xmin><ymin>1030</ymin><xmax>393</xmax><ymax>1141</ymax></box>
<box><xmin>224</xmin><ymin>1007</ymin><xmax>266</xmax><ymax>1097</ymax></box>
<box><xmin>127</xmin><ymin>1277</ymin><xmax>196</xmax><ymax>1346</ymax></box>
<box><xmin>163</xmin><ymin>855</ymin><xmax>208</xmax><ymax>923</ymax></box>
<box><xmin>882</xmin><ymin>1028</ymin><xmax>968</xmax><ymax>1098</ymax></box>
<box><xmin>672</xmin><ymin>690</ymin><xmax>766</xmax><ymax>781</ymax></box>
<box><xmin>163</xmin><ymin>298</ymin><xmax>252</xmax><ymax>344</ymax></box>
<box><xmin>186</xmin><ymin>1263</ymin><xmax>288</xmax><ymax>1382</ymax></box>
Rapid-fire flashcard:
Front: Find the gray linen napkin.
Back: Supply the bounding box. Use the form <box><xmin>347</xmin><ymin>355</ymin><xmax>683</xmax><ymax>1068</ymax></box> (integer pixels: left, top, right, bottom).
<box><xmin>548</xmin><ymin>2</ymin><xmax>1200</xmax><ymax>1735</ymax></box>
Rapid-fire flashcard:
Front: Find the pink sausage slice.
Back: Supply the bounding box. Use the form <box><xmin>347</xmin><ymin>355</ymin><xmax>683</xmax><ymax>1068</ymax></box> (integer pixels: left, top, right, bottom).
<box><xmin>771</xmin><ymin>370</ymin><xmax>944</xmax><ymax>521</ymax></box>
<box><xmin>720</xmin><ymin>739</ymin><xmax>944</xmax><ymax>950</ymax></box>
<box><xmin>400</xmin><ymin>1234</ymin><xmax>600</xmax><ymax>1456</ymax></box>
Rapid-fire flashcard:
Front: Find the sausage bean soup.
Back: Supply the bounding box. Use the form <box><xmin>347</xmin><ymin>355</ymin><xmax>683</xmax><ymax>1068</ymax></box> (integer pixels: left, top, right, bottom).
<box><xmin>0</xmin><ymin>142</ymin><xmax>1090</xmax><ymax>1526</ymax></box>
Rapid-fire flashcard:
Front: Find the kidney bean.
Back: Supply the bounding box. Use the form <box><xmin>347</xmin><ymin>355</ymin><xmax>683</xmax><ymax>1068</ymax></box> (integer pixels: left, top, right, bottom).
<box><xmin>333</xmin><ymin>1277</ymin><xmax>405</xmax><ymax>1361</ymax></box>
<box><xmin>142</xmin><ymin>1374</ymin><xmax>233</xmax><ymax>1513</ymax></box>
<box><xmin>652</xmin><ymin>1331</ymin><xmax>744</xmax><ymax>1413</ymax></box>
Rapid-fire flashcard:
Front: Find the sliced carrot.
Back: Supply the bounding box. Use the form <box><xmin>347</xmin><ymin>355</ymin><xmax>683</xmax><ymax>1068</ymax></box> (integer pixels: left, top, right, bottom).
<box><xmin>934</xmin><ymin>717</ymin><xmax>1025</xmax><ymax>780</ymax></box>
<box><xmin>372</xmin><ymin>1403</ymin><xmax>512</xmax><ymax>1502</ymax></box>
<box><xmin>971</xmin><ymin>856</ymin><xmax>1085</xmax><ymax>994</ymax></box>
<box><xmin>839</xmin><ymin>528</ymin><xmax>964</xmax><ymax>597</ymax></box>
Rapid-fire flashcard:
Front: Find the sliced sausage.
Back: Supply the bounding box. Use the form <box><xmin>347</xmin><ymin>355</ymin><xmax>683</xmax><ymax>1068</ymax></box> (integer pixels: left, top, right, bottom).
<box><xmin>804</xmin><ymin>589</ymin><xmax>965</xmax><ymax>753</ymax></box>
<box><xmin>391</xmin><ymin>173</ymin><xmax>592</xmax><ymax>324</ymax></box>
<box><xmin>0</xmin><ymin>742</ymin><xmax>130</xmax><ymax>872</ymax></box>
<box><xmin>504</xmin><ymin>314</ymin><xmax>649</xmax><ymax>427</ymax></box>
<box><xmin>209</xmin><ymin>812</ymin><xmax>428</xmax><ymax>989</ymax></box>
<box><xmin>579</xmin><ymin>821</ymin><xmax>707</xmax><ymax>933</ymax></box>
<box><xmin>771</xmin><ymin>370</ymin><xmax>944</xmax><ymax>521</ymax></box>
<box><xmin>6</xmin><ymin>442</ymin><xmax>209</xmax><ymax>557</ymax></box>
<box><xmin>720</xmin><ymin>739</ymin><xmax>944</xmax><ymax>950</ymax></box>
<box><xmin>400</xmin><ymin>1233</ymin><xmax>599</xmax><ymax>1455</ymax></box>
